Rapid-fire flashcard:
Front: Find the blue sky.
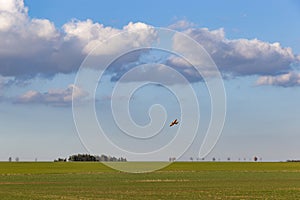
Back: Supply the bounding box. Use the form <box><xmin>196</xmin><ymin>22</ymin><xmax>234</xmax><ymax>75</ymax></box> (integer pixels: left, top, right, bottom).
<box><xmin>0</xmin><ymin>0</ymin><xmax>300</xmax><ymax>161</ymax></box>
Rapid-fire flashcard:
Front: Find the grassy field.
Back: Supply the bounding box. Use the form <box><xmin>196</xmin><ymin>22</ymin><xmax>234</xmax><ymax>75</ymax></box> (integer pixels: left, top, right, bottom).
<box><xmin>0</xmin><ymin>162</ymin><xmax>300</xmax><ymax>199</ymax></box>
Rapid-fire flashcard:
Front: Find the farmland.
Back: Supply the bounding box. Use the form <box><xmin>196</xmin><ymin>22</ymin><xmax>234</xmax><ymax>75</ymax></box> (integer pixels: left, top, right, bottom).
<box><xmin>0</xmin><ymin>162</ymin><xmax>300</xmax><ymax>199</ymax></box>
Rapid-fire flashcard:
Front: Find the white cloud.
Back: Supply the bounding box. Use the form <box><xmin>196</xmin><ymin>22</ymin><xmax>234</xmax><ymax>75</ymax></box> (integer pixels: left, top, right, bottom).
<box><xmin>0</xmin><ymin>0</ymin><xmax>26</xmax><ymax>13</ymax></box>
<box><xmin>63</xmin><ymin>19</ymin><xmax>121</xmax><ymax>54</ymax></box>
<box><xmin>15</xmin><ymin>84</ymin><xmax>89</xmax><ymax>106</ymax></box>
<box><xmin>0</xmin><ymin>0</ymin><xmax>157</xmax><ymax>79</ymax></box>
<box><xmin>30</xmin><ymin>19</ymin><xmax>58</xmax><ymax>40</ymax></box>
<box><xmin>63</xmin><ymin>20</ymin><xmax>157</xmax><ymax>56</ymax></box>
<box><xmin>0</xmin><ymin>0</ymin><xmax>75</xmax><ymax>77</ymax></box>
<box><xmin>0</xmin><ymin>1</ymin><xmax>299</xmax><ymax>88</ymax></box>
<box><xmin>0</xmin><ymin>0</ymin><xmax>57</xmax><ymax>38</ymax></box>
<box><xmin>0</xmin><ymin>0</ymin><xmax>27</xmax><ymax>31</ymax></box>
<box><xmin>256</xmin><ymin>72</ymin><xmax>300</xmax><ymax>87</ymax></box>
<box><xmin>182</xmin><ymin>28</ymin><xmax>299</xmax><ymax>76</ymax></box>
<box><xmin>106</xmin><ymin>25</ymin><xmax>300</xmax><ymax>84</ymax></box>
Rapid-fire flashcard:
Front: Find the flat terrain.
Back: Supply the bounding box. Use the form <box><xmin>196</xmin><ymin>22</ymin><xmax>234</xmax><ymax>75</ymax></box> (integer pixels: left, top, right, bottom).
<box><xmin>0</xmin><ymin>162</ymin><xmax>300</xmax><ymax>199</ymax></box>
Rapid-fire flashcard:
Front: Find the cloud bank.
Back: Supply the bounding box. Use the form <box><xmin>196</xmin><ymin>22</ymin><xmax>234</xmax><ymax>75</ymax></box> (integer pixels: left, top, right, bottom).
<box><xmin>183</xmin><ymin>28</ymin><xmax>299</xmax><ymax>77</ymax></box>
<box><xmin>256</xmin><ymin>72</ymin><xmax>300</xmax><ymax>87</ymax></box>
<box><xmin>15</xmin><ymin>84</ymin><xmax>88</xmax><ymax>106</ymax></box>
<box><xmin>0</xmin><ymin>0</ymin><xmax>299</xmax><ymax>91</ymax></box>
<box><xmin>0</xmin><ymin>0</ymin><xmax>156</xmax><ymax>79</ymax></box>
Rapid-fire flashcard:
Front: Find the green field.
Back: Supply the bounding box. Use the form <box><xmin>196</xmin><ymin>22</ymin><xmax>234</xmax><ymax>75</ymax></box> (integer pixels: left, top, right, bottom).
<box><xmin>1</xmin><ymin>162</ymin><xmax>300</xmax><ymax>199</ymax></box>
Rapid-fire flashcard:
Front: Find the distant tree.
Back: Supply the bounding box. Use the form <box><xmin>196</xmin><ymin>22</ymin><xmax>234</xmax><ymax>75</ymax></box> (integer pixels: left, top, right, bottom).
<box><xmin>8</xmin><ymin>157</ymin><xmax>12</xmax><ymax>162</ymax></box>
<box><xmin>227</xmin><ymin>157</ymin><xmax>230</xmax><ymax>161</ymax></box>
<box><xmin>169</xmin><ymin>157</ymin><xmax>176</xmax><ymax>162</ymax></box>
<box><xmin>95</xmin><ymin>156</ymin><xmax>100</xmax><ymax>161</ymax></box>
<box><xmin>190</xmin><ymin>157</ymin><xmax>193</xmax><ymax>162</ymax></box>
<box><xmin>212</xmin><ymin>157</ymin><xmax>216</xmax><ymax>161</ymax></box>
<box><xmin>68</xmin><ymin>154</ymin><xmax>96</xmax><ymax>162</ymax></box>
<box><xmin>55</xmin><ymin>158</ymin><xmax>66</xmax><ymax>162</ymax></box>
<box><xmin>100</xmin><ymin>154</ymin><xmax>108</xmax><ymax>162</ymax></box>
<box><xmin>254</xmin><ymin>156</ymin><xmax>258</xmax><ymax>162</ymax></box>
<box><xmin>287</xmin><ymin>160</ymin><xmax>300</xmax><ymax>162</ymax></box>
<box><xmin>15</xmin><ymin>157</ymin><xmax>19</xmax><ymax>162</ymax></box>
<box><xmin>67</xmin><ymin>154</ymin><xmax>126</xmax><ymax>162</ymax></box>
<box><xmin>111</xmin><ymin>156</ymin><xmax>117</xmax><ymax>162</ymax></box>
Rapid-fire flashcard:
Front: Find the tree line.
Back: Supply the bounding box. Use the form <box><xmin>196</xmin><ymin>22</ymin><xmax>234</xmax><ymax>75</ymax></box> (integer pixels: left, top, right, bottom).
<box><xmin>54</xmin><ymin>154</ymin><xmax>127</xmax><ymax>162</ymax></box>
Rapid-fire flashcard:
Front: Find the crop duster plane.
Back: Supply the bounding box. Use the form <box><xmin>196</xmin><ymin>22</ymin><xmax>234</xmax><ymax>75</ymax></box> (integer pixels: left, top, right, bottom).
<box><xmin>169</xmin><ymin>119</ymin><xmax>179</xmax><ymax>127</ymax></box>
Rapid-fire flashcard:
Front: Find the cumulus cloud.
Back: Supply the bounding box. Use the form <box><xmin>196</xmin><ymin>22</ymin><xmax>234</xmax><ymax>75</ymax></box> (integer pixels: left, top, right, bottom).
<box><xmin>15</xmin><ymin>84</ymin><xmax>89</xmax><ymax>106</ymax></box>
<box><xmin>0</xmin><ymin>0</ymin><xmax>157</xmax><ymax>79</ymax></box>
<box><xmin>256</xmin><ymin>72</ymin><xmax>300</xmax><ymax>87</ymax></box>
<box><xmin>0</xmin><ymin>0</ymin><xmax>27</xmax><ymax>31</ymax></box>
<box><xmin>1</xmin><ymin>0</ymin><xmax>299</xmax><ymax>88</ymax></box>
<box><xmin>182</xmin><ymin>28</ymin><xmax>300</xmax><ymax>77</ymax></box>
<box><xmin>0</xmin><ymin>0</ymin><xmax>80</xmax><ymax>78</ymax></box>
<box><xmin>109</xmin><ymin>26</ymin><xmax>300</xmax><ymax>84</ymax></box>
<box><xmin>57</xmin><ymin>19</ymin><xmax>157</xmax><ymax>69</ymax></box>
<box><xmin>164</xmin><ymin>56</ymin><xmax>204</xmax><ymax>82</ymax></box>
<box><xmin>102</xmin><ymin>26</ymin><xmax>300</xmax><ymax>84</ymax></box>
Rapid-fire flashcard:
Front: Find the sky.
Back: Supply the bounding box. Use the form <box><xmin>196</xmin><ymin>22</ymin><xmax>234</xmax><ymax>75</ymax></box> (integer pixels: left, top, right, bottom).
<box><xmin>0</xmin><ymin>0</ymin><xmax>300</xmax><ymax>162</ymax></box>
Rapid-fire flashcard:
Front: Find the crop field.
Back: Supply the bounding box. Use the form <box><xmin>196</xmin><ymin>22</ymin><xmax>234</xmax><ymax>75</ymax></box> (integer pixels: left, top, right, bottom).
<box><xmin>0</xmin><ymin>162</ymin><xmax>300</xmax><ymax>199</ymax></box>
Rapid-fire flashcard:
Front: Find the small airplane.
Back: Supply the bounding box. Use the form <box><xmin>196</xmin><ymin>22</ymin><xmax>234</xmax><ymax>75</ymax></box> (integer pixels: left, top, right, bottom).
<box><xmin>169</xmin><ymin>119</ymin><xmax>179</xmax><ymax>127</ymax></box>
